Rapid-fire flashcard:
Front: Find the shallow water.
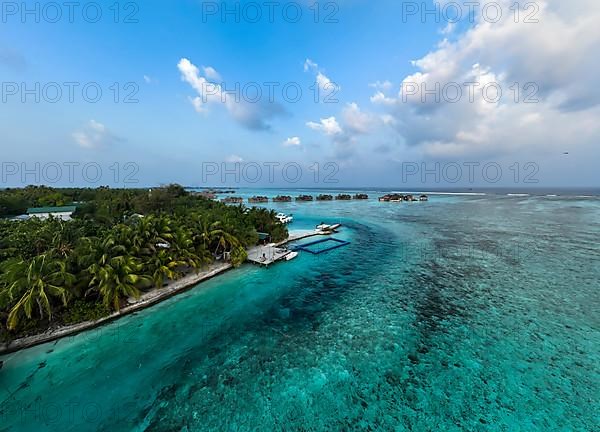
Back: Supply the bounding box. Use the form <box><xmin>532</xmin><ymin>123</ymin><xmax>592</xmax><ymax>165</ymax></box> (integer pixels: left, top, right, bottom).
<box><xmin>1</xmin><ymin>194</ymin><xmax>599</xmax><ymax>431</ymax></box>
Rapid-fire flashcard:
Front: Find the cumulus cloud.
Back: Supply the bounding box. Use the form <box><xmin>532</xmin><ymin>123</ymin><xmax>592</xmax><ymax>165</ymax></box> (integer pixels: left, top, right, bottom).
<box><xmin>283</xmin><ymin>136</ymin><xmax>302</xmax><ymax>147</ymax></box>
<box><xmin>178</xmin><ymin>58</ymin><xmax>286</xmax><ymax>131</ymax></box>
<box><xmin>370</xmin><ymin>0</ymin><xmax>600</xmax><ymax>158</ymax></box>
<box><xmin>72</xmin><ymin>120</ymin><xmax>120</xmax><ymax>149</ymax></box>
<box><xmin>304</xmin><ymin>58</ymin><xmax>340</xmax><ymax>96</ymax></box>
<box><xmin>306</xmin><ymin>103</ymin><xmax>382</xmax><ymax>160</ymax></box>
<box><xmin>342</xmin><ymin>103</ymin><xmax>376</xmax><ymax>134</ymax></box>
<box><xmin>306</xmin><ymin>116</ymin><xmax>343</xmax><ymax>136</ymax></box>
<box><xmin>202</xmin><ymin>66</ymin><xmax>221</xmax><ymax>81</ymax></box>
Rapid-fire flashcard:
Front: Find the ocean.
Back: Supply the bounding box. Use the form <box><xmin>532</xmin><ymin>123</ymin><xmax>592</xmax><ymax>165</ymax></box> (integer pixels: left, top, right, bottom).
<box><xmin>1</xmin><ymin>190</ymin><xmax>599</xmax><ymax>431</ymax></box>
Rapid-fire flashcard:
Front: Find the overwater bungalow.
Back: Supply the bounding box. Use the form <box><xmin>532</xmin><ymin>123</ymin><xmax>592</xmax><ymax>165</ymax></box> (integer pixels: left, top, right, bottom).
<box><xmin>248</xmin><ymin>196</ymin><xmax>269</xmax><ymax>203</ymax></box>
<box><xmin>317</xmin><ymin>194</ymin><xmax>334</xmax><ymax>201</ymax></box>
<box><xmin>419</xmin><ymin>195</ymin><xmax>429</xmax><ymax>202</ymax></box>
<box><xmin>296</xmin><ymin>195</ymin><xmax>314</xmax><ymax>202</ymax></box>
<box><xmin>379</xmin><ymin>194</ymin><xmax>404</xmax><ymax>202</ymax></box>
<box><xmin>336</xmin><ymin>194</ymin><xmax>352</xmax><ymax>200</ymax></box>
<box><xmin>221</xmin><ymin>197</ymin><xmax>244</xmax><ymax>204</ymax></box>
<box><xmin>273</xmin><ymin>195</ymin><xmax>293</xmax><ymax>202</ymax></box>
<box><xmin>354</xmin><ymin>194</ymin><xmax>369</xmax><ymax>200</ymax></box>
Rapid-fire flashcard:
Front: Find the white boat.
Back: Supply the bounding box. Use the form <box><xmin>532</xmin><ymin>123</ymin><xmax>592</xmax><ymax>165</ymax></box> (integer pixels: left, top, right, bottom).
<box><xmin>276</xmin><ymin>213</ymin><xmax>293</xmax><ymax>224</ymax></box>
<box><xmin>285</xmin><ymin>251</ymin><xmax>299</xmax><ymax>261</ymax></box>
<box><xmin>316</xmin><ymin>223</ymin><xmax>342</xmax><ymax>231</ymax></box>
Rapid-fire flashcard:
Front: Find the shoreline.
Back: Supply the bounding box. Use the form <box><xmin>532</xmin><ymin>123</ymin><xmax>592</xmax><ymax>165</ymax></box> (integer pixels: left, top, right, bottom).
<box><xmin>0</xmin><ymin>228</ymin><xmax>334</xmax><ymax>356</ymax></box>
<box><xmin>0</xmin><ymin>261</ymin><xmax>233</xmax><ymax>356</ymax></box>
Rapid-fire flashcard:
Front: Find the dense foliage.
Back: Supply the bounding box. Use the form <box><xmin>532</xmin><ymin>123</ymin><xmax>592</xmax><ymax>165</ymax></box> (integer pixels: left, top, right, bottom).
<box><xmin>0</xmin><ymin>185</ymin><xmax>287</xmax><ymax>339</ymax></box>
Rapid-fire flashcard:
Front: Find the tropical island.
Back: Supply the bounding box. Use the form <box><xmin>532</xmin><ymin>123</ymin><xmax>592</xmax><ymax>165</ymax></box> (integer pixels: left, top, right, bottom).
<box><xmin>0</xmin><ymin>185</ymin><xmax>287</xmax><ymax>347</ymax></box>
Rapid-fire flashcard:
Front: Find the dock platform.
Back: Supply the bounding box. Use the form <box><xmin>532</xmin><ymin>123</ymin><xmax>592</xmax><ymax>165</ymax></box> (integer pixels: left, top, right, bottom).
<box><xmin>246</xmin><ymin>224</ymin><xmax>342</xmax><ymax>266</ymax></box>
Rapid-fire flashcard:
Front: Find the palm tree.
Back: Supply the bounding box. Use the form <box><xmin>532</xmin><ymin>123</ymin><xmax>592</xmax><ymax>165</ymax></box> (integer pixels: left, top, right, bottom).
<box><xmin>171</xmin><ymin>227</ymin><xmax>209</xmax><ymax>270</ymax></box>
<box><xmin>190</xmin><ymin>215</ymin><xmax>219</xmax><ymax>251</ymax></box>
<box><xmin>0</xmin><ymin>255</ymin><xmax>75</xmax><ymax>330</ymax></box>
<box><xmin>145</xmin><ymin>250</ymin><xmax>186</xmax><ymax>288</ymax></box>
<box><xmin>88</xmin><ymin>255</ymin><xmax>149</xmax><ymax>311</ymax></box>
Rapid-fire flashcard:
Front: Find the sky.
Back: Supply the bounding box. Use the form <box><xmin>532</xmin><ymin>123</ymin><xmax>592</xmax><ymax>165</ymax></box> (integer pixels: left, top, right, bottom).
<box><xmin>1</xmin><ymin>0</ymin><xmax>599</xmax><ymax>188</ymax></box>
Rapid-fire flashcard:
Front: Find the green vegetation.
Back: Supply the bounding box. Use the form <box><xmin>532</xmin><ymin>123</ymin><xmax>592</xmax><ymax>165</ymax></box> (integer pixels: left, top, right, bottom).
<box><xmin>0</xmin><ymin>185</ymin><xmax>287</xmax><ymax>341</ymax></box>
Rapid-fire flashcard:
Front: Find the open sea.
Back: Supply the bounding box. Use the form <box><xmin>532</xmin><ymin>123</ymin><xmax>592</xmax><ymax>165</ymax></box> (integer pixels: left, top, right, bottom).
<box><xmin>1</xmin><ymin>189</ymin><xmax>599</xmax><ymax>431</ymax></box>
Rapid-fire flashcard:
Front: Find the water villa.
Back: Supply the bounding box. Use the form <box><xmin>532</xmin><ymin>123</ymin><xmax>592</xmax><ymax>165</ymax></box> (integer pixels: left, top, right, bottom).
<box><xmin>379</xmin><ymin>194</ymin><xmax>403</xmax><ymax>202</ymax></box>
<box><xmin>317</xmin><ymin>194</ymin><xmax>334</xmax><ymax>201</ymax></box>
<box><xmin>222</xmin><ymin>197</ymin><xmax>244</xmax><ymax>204</ymax></box>
<box><xmin>273</xmin><ymin>195</ymin><xmax>293</xmax><ymax>202</ymax></box>
<box><xmin>378</xmin><ymin>194</ymin><xmax>428</xmax><ymax>202</ymax></box>
<box><xmin>296</xmin><ymin>195</ymin><xmax>314</xmax><ymax>202</ymax></box>
<box><xmin>336</xmin><ymin>194</ymin><xmax>352</xmax><ymax>200</ymax></box>
<box><xmin>248</xmin><ymin>196</ymin><xmax>269</xmax><ymax>204</ymax></box>
<box><xmin>354</xmin><ymin>194</ymin><xmax>369</xmax><ymax>200</ymax></box>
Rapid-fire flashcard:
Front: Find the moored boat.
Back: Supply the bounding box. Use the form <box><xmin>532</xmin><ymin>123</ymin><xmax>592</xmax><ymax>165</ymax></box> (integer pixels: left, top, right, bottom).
<box><xmin>276</xmin><ymin>213</ymin><xmax>293</xmax><ymax>224</ymax></box>
<box><xmin>285</xmin><ymin>251</ymin><xmax>299</xmax><ymax>261</ymax></box>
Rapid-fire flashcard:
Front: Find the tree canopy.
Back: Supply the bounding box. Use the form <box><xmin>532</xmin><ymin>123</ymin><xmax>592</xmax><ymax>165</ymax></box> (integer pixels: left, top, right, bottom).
<box><xmin>0</xmin><ymin>185</ymin><xmax>287</xmax><ymax>339</ymax></box>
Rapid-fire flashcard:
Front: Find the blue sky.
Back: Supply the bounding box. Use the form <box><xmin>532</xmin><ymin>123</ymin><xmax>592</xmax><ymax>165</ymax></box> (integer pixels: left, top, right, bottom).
<box><xmin>1</xmin><ymin>0</ymin><xmax>599</xmax><ymax>188</ymax></box>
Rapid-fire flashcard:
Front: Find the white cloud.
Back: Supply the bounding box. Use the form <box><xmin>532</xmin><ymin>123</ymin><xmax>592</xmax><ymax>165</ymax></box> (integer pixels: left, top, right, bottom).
<box><xmin>283</xmin><ymin>137</ymin><xmax>302</xmax><ymax>147</ymax></box>
<box><xmin>306</xmin><ymin>116</ymin><xmax>343</xmax><ymax>136</ymax></box>
<box><xmin>342</xmin><ymin>103</ymin><xmax>375</xmax><ymax>134</ymax></box>
<box><xmin>304</xmin><ymin>58</ymin><xmax>340</xmax><ymax>94</ymax></box>
<box><xmin>370</xmin><ymin>91</ymin><xmax>396</xmax><ymax>106</ymax></box>
<box><xmin>304</xmin><ymin>58</ymin><xmax>318</xmax><ymax>72</ymax></box>
<box><xmin>178</xmin><ymin>58</ymin><xmax>285</xmax><ymax>130</ymax></box>
<box><xmin>372</xmin><ymin>0</ymin><xmax>600</xmax><ymax>158</ymax></box>
<box><xmin>202</xmin><ymin>66</ymin><xmax>221</xmax><ymax>81</ymax></box>
<box><xmin>72</xmin><ymin>120</ymin><xmax>119</xmax><ymax>149</ymax></box>
<box><xmin>440</xmin><ymin>22</ymin><xmax>455</xmax><ymax>35</ymax></box>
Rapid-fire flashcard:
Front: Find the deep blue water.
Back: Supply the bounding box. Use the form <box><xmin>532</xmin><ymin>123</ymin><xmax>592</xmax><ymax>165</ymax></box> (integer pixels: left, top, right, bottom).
<box><xmin>1</xmin><ymin>193</ymin><xmax>599</xmax><ymax>431</ymax></box>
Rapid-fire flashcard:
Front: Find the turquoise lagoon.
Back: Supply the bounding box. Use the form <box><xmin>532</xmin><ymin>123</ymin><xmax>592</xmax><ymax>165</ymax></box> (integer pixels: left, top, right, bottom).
<box><xmin>1</xmin><ymin>191</ymin><xmax>599</xmax><ymax>431</ymax></box>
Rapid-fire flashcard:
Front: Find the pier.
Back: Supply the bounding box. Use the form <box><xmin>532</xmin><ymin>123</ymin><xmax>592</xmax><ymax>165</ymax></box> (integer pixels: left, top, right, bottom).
<box><xmin>247</xmin><ymin>224</ymin><xmax>342</xmax><ymax>266</ymax></box>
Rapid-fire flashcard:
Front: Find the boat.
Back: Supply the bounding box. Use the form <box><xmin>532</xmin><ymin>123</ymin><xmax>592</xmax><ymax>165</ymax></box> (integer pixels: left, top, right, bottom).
<box><xmin>285</xmin><ymin>251</ymin><xmax>299</xmax><ymax>261</ymax></box>
<box><xmin>276</xmin><ymin>213</ymin><xmax>293</xmax><ymax>224</ymax></box>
